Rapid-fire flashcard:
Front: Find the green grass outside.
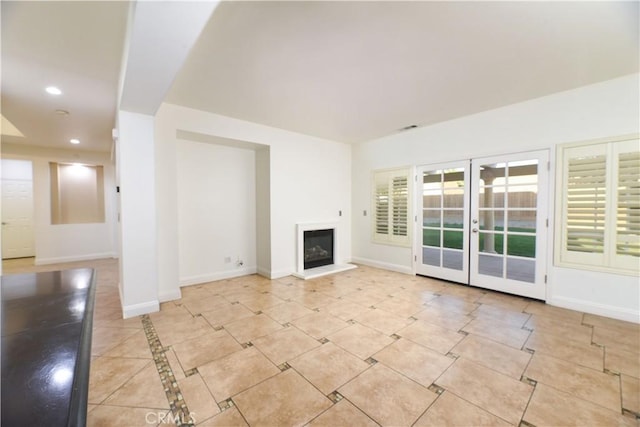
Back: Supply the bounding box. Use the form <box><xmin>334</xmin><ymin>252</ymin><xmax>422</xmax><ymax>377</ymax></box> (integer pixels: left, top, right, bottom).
<box><xmin>423</xmin><ymin>225</ymin><xmax>536</xmax><ymax>258</ymax></box>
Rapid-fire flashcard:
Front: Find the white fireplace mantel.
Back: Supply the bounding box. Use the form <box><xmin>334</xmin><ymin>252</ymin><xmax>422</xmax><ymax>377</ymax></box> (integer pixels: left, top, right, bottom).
<box><xmin>293</xmin><ymin>221</ymin><xmax>356</xmax><ymax>280</ymax></box>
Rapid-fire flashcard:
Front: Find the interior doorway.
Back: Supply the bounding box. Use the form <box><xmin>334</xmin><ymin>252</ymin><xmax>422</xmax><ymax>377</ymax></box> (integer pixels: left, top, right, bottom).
<box><xmin>1</xmin><ymin>159</ymin><xmax>35</xmax><ymax>259</ymax></box>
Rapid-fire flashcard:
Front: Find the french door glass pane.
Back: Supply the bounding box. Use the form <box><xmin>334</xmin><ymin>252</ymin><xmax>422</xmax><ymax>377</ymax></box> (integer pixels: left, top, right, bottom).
<box><xmin>507</xmin><ymin>234</ymin><xmax>536</xmax><ymax>257</ymax></box>
<box><xmin>479</xmin><ymin>232</ymin><xmax>504</xmax><ymax>254</ymax></box>
<box><xmin>423</xmin><ymin>228</ymin><xmax>440</xmax><ymax>247</ymax></box>
<box><xmin>423</xmin><ymin>209</ymin><xmax>441</xmax><ymax>227</ymax></box>
<box><xmin>508</xmin><ymin>210</ymin><xmax>536</xmax><ymax>231</ymax></box>
<box><xmin>478</xmin><ymin>254</ymin><xmax>503</xmax><ymax>277</ymax></box>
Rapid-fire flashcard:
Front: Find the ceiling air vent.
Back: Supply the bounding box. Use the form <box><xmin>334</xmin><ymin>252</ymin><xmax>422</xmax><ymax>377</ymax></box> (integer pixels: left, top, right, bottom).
<box><xmin>399</xmin><ymin>124</ymin><xmax>418</xmax><ymax>132</ymax></box>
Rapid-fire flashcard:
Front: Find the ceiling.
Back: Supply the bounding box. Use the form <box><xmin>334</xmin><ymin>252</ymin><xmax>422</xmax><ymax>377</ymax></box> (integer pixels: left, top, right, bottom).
<box><xmin>2</xmin><ymin>1</ymin><xmax>638</xmax><ymax>152</ymax></box>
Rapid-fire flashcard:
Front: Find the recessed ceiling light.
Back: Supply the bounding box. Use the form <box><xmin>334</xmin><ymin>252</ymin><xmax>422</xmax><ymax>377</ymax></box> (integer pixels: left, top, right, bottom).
<box><xmin>70</xmin><ymin>139</ymin><xmax>80</xmax><ymax>145</ymax></box>
<box><xmin>46</xmin><ymin>86</ymin><xmax>62</xmax><ymax>95</ymax></box>
<box><xmin>55</xmin><ymin>109</ymin><xmax>70</xmax><ymax>116</ymax></box>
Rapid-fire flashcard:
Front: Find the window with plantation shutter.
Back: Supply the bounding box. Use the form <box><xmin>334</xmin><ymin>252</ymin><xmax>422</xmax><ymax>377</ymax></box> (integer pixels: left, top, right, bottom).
<box><xmin>557</xmin><ymin>136</ymin><xmax>640</xmax><ymax>274</ymax></box>
<box><xmin>373</xmin><ymin>168</ymin><xmax>411</xmax><ymax>246</ymax></box>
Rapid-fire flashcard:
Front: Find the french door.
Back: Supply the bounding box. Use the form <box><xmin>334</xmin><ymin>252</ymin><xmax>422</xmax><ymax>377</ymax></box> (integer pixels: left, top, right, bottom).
<box><xmin>416</xmin><ymin>151</ymin><xmax>548</xmax><ymax>300</ymax></box>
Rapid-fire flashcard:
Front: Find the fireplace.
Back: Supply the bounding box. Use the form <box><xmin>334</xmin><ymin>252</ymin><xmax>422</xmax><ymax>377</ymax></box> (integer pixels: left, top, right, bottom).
<box><xmin>303</xmin><ymin>229</ymin><xmax>334</xmax><ymax>269</ymax></box>
<box><xmin>294</xmin><ymin>222</ymin><xmax>357</xmax><ymax>279</ymax></box>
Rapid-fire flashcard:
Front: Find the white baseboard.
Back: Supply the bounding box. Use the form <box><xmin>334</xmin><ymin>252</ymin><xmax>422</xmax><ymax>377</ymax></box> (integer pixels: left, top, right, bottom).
<box><xmin>122</xmin><ymin>300</ymin><xmax>160</xmax><ymax>319</ymax></box>
<box><xmin>159</xmin><ymin>289</ymin><xmax>182</xmax><ymax>303</ymax></box>
<box><xmin>351</xmin><ymin>257</ymin><xmax>413</xmax><ymax>275</ymax></box>
<box><xmin>179</xmin><ymin>266</ymin><xmax>258</xmax><ymax>287</ymax></box>
<box><xmin>548</xmin><ymin>295</ymin><xmax>640</xmax><ymax>324</ymax></box>
<box><xmin>256</xmin><ymin>267</ymin><xmax>271</xmax><ymax>278</ymax></box>
<box><xmin>35</xmin><ymin>252</ymin><xmax>118</xmax><ymax>266</ymax></box>
<box><xmin>268</xmin><ymin>269</ymin><xmax>293</xmax><ymax>280</ymax></box>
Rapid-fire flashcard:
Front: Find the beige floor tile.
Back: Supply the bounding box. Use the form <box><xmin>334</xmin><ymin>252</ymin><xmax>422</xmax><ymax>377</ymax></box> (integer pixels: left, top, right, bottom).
<box><xmin>374</xmin><ymin>338</ymin><xmax>455</xmax><ymax>387</ymax></box>
<box><xmin>251</xmin><ymin>326</ymin><xmax>321</xmax><ymax>365</ymax></box>
<box><xmin>235</xmin><ymin>293</ymin><xmax>285</xmax><ymax>312</ymax></box>
<box><xmin>524</xmin><ymin>331</ymin><xmax>603</xmax><ymax>371</ymax></box>
<box><xmin>374</xmin><ymin>296</ymin><xmax>427</xmax><ymax>317</ymax></box>
<box><xmin>91</xmin><ymin>327</ymin><xmax>140</xmax><ymax>356</ymax></box>
<box><xmin>414</xmin><ymin>391</ymin><xmax>512</xmax><ymax>426</ymax></box>
<box><xmin>353</xmin><ymin>307</ymin><xmax>413</xmax><ymax>335</ymax></box>
<box><xmin>390</xmin><ymin>288</ymin><xmax>439</xmax><ymax>305</ymax></box>
<box><xmin>476</xmin><ymin>293</ymin><xmax>529</xmax><ymax>312</ymax></box>
<box><xmin>412</xmin><ymin>306</ymin><xmax>474</xmax><ymax>331</ymax></box>
<box><xmin>291</xmin><ymin>291</ymin><xmax>338</xmax><ymax>309</ymax></box>
<box><xmin>524</xmin><ymin>353</ymin><xmax>621</xmax><ymax>412</ymax></box>
<box><xmin>339</xmin><ymin>363</ymin><xmax>438</xmax><ymax>426</ymax></box>
<box><xmin>462</xmin><ymin>317</ymin><xmax>531</xmax><ymax>349</ymax></box>
<box><xmin>102</xmin><ymin>330</ymin><xmax>153</xmax><ymax>359</ymax></box>
<box><xmin>452</xmin><ymin>334</ymin><xmax>531</xmax><ymax>379</ymax></box>
<box><xmin>178</xmin><ymin>374</ymin><xmax>220</xmax><ymax>423</ymax></box>
<box><xmin>173</xmin><ymin>329</ymin><xmax>242</xmax><ymax>371</ymax></box>
<box><xmin>622</xmin><ymin>374</ymin><xmax>640</xmax><ymax>414</ymax></box>
<box><xmin>292</xmin><ymin>311</ymin><xmax>349</xmax><ymax>339</ymax></box>
<box><xmin>88</xmin><ymin>405</ymin><xmax>170</xmax><ymax>427</ymax></box>
<box><xmin>289</xmin><ymin>342</ymin><xmax>370</xmax><ymax>394</ymax></box>
<box><xmin>198</xmin><ymin>346</ymin><xmax>280</xmax><ymax>401</ymax></box>
<box><xmin>471</xmin><ymin>303</ymin><xmax>531</xmax><ymax>327</ymax></box>
<box><xmin>584</xmin><ymin>313</ymin><xmax>640</xmax><ymax>334</ymax></box>
<box><xmin>97</xmin><ymin>316</ymin><xmax>144</xmax><ymax>330</ymax></box>
<box><xmin>438</xmin><ymin>284</ymin><xmax>484</xmax><ymax>303</ymax></box>
<box><xmin>233</xmin><ymin>369</ymin><xmax>332</xmax><ymax>426</ymax></box>
<box><xmin>223</xmin><ymin>313</ymin><xmax>284</xmax><ymax>343</ymax></box>
<box><xmin>436</xmin><ymin>358</ymin><xmax>533</xmax><ymax>425</ymax></box>
<box><xmin>524</xmin><ymin>314</ymin><xmax>593</xmax><ymax>344</ymax></box>
<box><xmin>164</xmin><ymin>348</ymin><xmax>186</xmax><ymax>380</ymax></box>
<box><xmin>399</xmin><ymin>319</ymin><xmax>466</xmax><ymax>354</ymax></box>
<box><xmin>523</xmin><ymin>301</ymin><xmax>584</xmax><ymax>323</ymax></box>
<box><xmin>261</xmin><ymin>301</ymin><xmax>314</xmax><ymax>323</ymax></box>
<box><xmin>182</xmin><ymin>295</ymin><xmax>230</xmax><ymax>316</ymax></box>
<box><xmin>307</xmin><ymin>399</ymin><xmax>378</xmax><ymax>427</ymax></box>
<box><xmin>427</xmin><ymin>294</ymin><xmax>480</xmax><ymax>315</ymax></box>
<box><xmin>593</xmin><ymin>326</ymin><xmax>640</xmax><ymax>356</ymax></box>
<box><xmin>523</xmin><ymin>383</ymin><xmax>636</xmax><ymax>427</ymax></box>
<box><xmin>342</xmin><ymin>289</ymin><xmax>391</xmax><ymax>307</ymax></box>
<box><xmin>88</xmin><ymin>356</ymin><xmax>150</xmax><ymax>404</ymax></box>
<box><xmin>200</xmin><ymin>303</ymin><xmax>255</xmax><ymax>327</ymax></box>
<box><xmin>606</xmin><ymin>347</ymin><xmax>640</xmax><ymax>378</ymax></box>
<box><xmin>321</xmin><ymin>299</ymin><xmax>371</xmax><ymax>321</ymax></box>
<box><xmin>153</xmin><ymin>316</ymin><xmax>215</xmax><ymax>346</ymax></box>
<box><xmin>103</xmin><ymin>362</ymin><xmax>169</xmax><ymax>409</ymax></box>
<box><xmin>197</xmin><ymin>407</ymin><xmax>248</xmax><ymax>426</ymax></box>
<box><xmin>327</xmin><ymin>323</ymin><xmax>395</xmax><ymax>360</ymax></box>
<box><xmin>149</xmin><ymin>304</ymin><xmax>194</xmax><ymax>326</ymax></box>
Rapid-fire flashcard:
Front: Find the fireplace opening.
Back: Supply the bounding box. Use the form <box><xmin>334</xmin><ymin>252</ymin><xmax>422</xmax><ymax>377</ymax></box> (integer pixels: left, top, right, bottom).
<box><xmin>303</xmin><ymin>229</ymin><xmax>334</xmax><ymax>269</ymax></box>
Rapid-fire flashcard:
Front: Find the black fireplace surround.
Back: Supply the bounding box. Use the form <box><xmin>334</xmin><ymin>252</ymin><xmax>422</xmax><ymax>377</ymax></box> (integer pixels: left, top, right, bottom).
<box><xmin>303</xmin><ymin>229</ymin><xmax>334</xmax><ymax>269</ymax></box>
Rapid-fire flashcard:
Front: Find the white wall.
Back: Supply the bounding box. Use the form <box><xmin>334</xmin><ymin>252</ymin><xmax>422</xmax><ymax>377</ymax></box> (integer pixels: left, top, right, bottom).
<box><xmin>352</xmin><ymin>73</ymin><xmax>640</xmax><ymax>322</ymax></box>
<box><xmin>176</xmin><ymin>139</ymin><xmax>257</xmax><ymax>285</ymax></box>
<box><xmin>1</xmin><ymin>144</ymin><xmax>118</xmax><ymax>264</ymax></box>
<box><xmin>117</xmin><ymin>110</ymin><xmax>159</xmax><ymax>317</ymax></box>
<box><xmin>155</xmin><ymin>103</ymin><xmax>352</xmax><ymax>300</ymax></box>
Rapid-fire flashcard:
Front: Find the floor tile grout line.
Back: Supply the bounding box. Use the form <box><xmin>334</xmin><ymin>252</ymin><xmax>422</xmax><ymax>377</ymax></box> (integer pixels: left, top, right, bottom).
<box><xmin>141</xmin><ymin>314</ymin><xmax>195</xmax><ymax>426</ymax></box>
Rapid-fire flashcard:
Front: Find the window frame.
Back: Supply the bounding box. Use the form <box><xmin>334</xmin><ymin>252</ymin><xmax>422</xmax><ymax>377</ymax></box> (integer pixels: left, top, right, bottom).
<box><xmin>555</xmin><ymin>134</ymin><xmax>640</xmax><ymax>275</ymax></box>
<box><xmin>372</xmin><ymin>167</ymin><xmax>412</xmax><ymax>247</ymax></box>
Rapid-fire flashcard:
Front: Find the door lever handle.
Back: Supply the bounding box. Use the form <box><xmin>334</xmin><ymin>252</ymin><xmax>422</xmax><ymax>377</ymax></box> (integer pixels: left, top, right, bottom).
<box><xmin>472</xmin><ymin>228</ymin><xmax>478</xmax><ymax>233</ymax></box>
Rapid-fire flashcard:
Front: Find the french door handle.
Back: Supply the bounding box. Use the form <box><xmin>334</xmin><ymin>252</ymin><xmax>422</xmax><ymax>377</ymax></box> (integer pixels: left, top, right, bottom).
<box><xmin>472</xmin><ymin>219</ymin><xmax>478</xmax><ymax>224</ymax></box>
<box><xmin>472</xmin><ymin>228</ymin><xmax>479</xmax><ymax>233</ymax></box>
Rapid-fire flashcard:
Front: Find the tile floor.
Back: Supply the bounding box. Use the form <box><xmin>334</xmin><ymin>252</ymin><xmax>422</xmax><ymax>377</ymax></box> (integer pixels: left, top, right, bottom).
<box><xmin>3</xmin><ymin>257</ymin><xmax>639</xmax><ymax>426</ymax></box>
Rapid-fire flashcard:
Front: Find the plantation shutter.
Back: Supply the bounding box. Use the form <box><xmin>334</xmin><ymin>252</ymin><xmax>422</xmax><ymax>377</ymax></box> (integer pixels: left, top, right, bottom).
<box><xmin>565</xmin><ymin>151</ymin><xmax>607</xmax><ymax>254</ymax></box>
<box><xmin>613</xmin><ymin>140</ymin><xmax>640</xmax><ymax>270</ymax></box>
<box><xmin>558</xmin><ymin>137</ymin><xmax>639</xmax><ymax>274</ymax></box>
<box><xmin>373</xmin><ymin>168</ymin><xmax>411</xmax><ymax>246</ymax></box>
<box><xmin>374</xmin><ymin>181</ymin><xmax>389</xmax><ymax>235</ymax></box>
<box><xmin>392</xmin><ymin>175</ymin><xmax>409</xmax><ymax>237</ymax></box>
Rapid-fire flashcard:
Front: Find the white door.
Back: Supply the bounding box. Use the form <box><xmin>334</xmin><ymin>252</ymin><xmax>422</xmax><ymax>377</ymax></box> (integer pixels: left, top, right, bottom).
<box><xmin>2</xmin><ymin>179</ymin><xmax>35</xmax><ymax>259</ymax></box>
<box><xmin>470</xmin><ymin>151</ymin><xmax>549</xmax><ymax>300</ymax></box>
<box><xmin>416</xmin><ymin>161</ymin><xmax>470</xmax><ymax>284</ymax></box>
<box><xmin>416</xmin><ymin>151</ymin><xmax>549</xmax><ymax>300</ymax></box>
